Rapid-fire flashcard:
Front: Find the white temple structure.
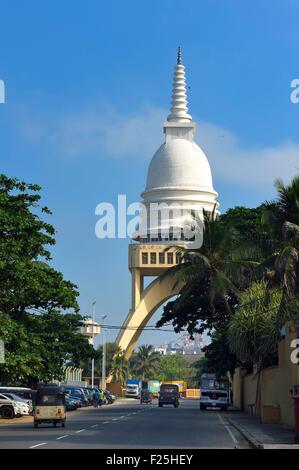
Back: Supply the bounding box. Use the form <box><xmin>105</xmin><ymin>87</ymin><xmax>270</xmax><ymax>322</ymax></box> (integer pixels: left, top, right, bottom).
<box><xmin>138</xmin><ymin>47</ymin><xmax>219</xmax><ymax>243</ymax></box>
<box><xmin>113</xmin><ymin>48</ymin><xmax>219</xmax><ymax>361</ymax></box>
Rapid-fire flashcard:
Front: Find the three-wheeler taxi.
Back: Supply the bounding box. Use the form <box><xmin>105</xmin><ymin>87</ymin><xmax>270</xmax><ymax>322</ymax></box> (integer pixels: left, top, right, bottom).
<box><xmin>34</xmin><ymin>386</ymin><xmax>66</xmax><ymax>428</ymax></box>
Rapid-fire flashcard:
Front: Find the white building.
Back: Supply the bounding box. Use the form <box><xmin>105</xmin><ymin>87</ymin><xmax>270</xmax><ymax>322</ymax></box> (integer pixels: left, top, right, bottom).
<box><xmin>137</xmin><ymin>46</ymin><xmax>219</xmax><ymax>244</ymax></box>
<box><xmin>116</xmin><ymin>48</ymin><xmax>219</xmax><ymax>360</ymax></box>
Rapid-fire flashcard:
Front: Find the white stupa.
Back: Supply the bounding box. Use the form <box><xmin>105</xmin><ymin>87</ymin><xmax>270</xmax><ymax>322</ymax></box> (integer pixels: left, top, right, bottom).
<box><xmin>115</xmin><ymin>49</ymin><xmax>220</xmax><ymax>361</ymax></box>
<box><xmin>137</xmin><ymin>48</ymin><xmax>219</xmax><ymax>243</ymax></box>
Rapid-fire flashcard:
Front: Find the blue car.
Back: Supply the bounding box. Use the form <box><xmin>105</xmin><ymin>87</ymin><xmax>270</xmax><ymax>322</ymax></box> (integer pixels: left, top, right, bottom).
<box><xmin>63</xmin><ymin>387</ymin><xmax>89</xmax><ymax>407</ymax></box>
<box><xmin>66</xmin><ymin>397</ymin><xmax>77</xmax><ymax>411</ymax></box>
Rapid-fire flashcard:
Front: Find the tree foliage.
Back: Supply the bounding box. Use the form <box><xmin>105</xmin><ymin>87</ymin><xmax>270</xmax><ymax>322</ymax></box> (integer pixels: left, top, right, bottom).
<box><xmin>0</xmin><ymin>175</ymin><xmax>94</xmax><ymax>386</ymax></box>
<box><xmin>156</xmin><ymin>175</ymin><xmax>299</xmax><ymax>380</ymax></box>
<box><xmin>130</xmin><ymin>345</ymin><xmax>160</xmax><ymax>380</ymax></box>
<box><xmin>154</xmin><ymin>354</ymin><xmax>194</xmax><ymax>384</ymax></box>
<box><xmin>110</xmin><ymin>351</ymin><xmax>130</xmax><ymax>385</ymax></box>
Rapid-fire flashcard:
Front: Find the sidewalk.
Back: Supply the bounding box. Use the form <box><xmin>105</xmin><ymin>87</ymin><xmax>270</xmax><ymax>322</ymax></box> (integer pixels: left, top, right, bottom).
<box><xmin>0</xmin><ymin>415</ymin><xmax>32</xmax><ymax>426</ymax></box>
<box><xmin>225</xmin><ymin>409</ymin><xmax>298</xmax><ymax>449</ymax></box>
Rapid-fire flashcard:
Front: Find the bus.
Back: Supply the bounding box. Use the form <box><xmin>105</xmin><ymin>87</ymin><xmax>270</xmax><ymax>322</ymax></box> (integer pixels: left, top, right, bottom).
<box><xmin>199</xmin><ymin>374</ymin><xmax>229</xmax><ymax>411</ymax></box>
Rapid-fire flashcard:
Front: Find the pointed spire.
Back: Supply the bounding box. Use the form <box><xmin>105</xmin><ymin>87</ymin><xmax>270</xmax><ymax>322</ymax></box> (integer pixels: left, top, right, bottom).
<box><xmin>177</xmin><ymin>46</ymin><xmax>182</xmax><ymax>65</ymax></box>
<box><xmin>167</xmin><ymin>47</ymin><xmax>192</xmax><ymax>123</ymax></box>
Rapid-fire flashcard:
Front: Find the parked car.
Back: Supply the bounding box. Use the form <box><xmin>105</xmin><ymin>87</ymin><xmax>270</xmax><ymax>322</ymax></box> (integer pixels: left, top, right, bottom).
<box><xmin>62</xmin><ymin>387</ymin><xmax>89</xmax><ymax>407</ymax></box>
<box><xmin>67</xmin><ymin>396</ymin><xmax>82</xmax><ymax>408</ymax></box>
<box><xmin>1</xmin><ymin>393</ymin><xmax>30</xmax><ymax>415</ymax></box>
<box><xmin>0</xmin><ymin>393</ymin><xmax>25</xmax><ymax>419</ymax></box>
<box><xmin>65</xmin><ymin>397</ymin><xmax>78</xmax><ymax>411</ymax></box>
<box><xmin>158</xmin><ymin>384</ymin><xmax>180</xmax><ymax>408</ymax></box>
<box><xmin>82</xmin><ymin>387</ymin><xmax>94</xmax><ymax>405</ymax></box>
<box><xmin>0</xmin><ymin>387</ymin><xmax>35</xmax><ymax>410</ymax></box>
<box><xmin>104</xmin><ymin>391</ymin><xmax>116</xmax><ymax>404</ymax></box>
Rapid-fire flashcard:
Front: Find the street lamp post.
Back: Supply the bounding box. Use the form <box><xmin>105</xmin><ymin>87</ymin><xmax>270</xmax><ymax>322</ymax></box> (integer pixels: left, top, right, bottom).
<box><xmin>101</xmin><ymin>315</ymin><xmax>107</xmax><ymax>389</ymax></box>
<box><xmin>91</xmin><ymin>301</ymin><xmax>96</xmax><ymax>388</ymax></box>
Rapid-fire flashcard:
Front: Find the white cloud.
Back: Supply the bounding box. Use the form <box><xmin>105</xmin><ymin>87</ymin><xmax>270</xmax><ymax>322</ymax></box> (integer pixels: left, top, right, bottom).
<box><xmin>198</xmin><ymin>121</ymin><xmax>299</xmax><ymax>188</ymax></box>
<box><xmin>20</xmin><ymin>104</ymin><xmax>166</xmax><ymax>159</ymax></box>
<box><xmin>19</xmin><ymin>103</ymin><xmax>299</xmax><ymax>189</ymax></box>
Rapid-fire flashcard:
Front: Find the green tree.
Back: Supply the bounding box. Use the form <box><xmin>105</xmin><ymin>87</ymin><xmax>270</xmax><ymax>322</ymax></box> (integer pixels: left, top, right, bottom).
<box><xmin>130</xmin><ymin>345</ymin><xmax>160</xmax><ymax>380</ymax></box>
<box><xmin>155</xmin><ymin>355</ymin><xmax>191</xmax><ymax>383</ymax></box>
<box><xmin>0</xmin><ymin>175</ymin><xmax>94</xmax><ymax>385</ymax></box>
<box><xmin>263</xmin><ymin>176</ymin><xmax>299</xmax><ymax>303</ymax></box>
<box><xmin>110</xmin><ymin>352</ymin><xmax>130</xmax><ymax>385</ymax></box>
<box><xmin>82</xmin><ymin>342</ymin><xmax>121</xmax><ymax>378</ymax></box>
<box><xmin>192</xmin><ymin>356</ymin><xmax>208</xmax><ymax>383</ymax></box>
<box><xmin>157</xmin><ymin>208</ymin><xmax>259</xmax><ymax>337</ymax></box>
<box><xmin>228</xmin><ymin>281</ymin><xmax>283</xmax><ymax>370</ymax></box>
<box><xmin>228</xmin><ymin>281</ymin><xmax>283</xmax><ymax>414</ymax></box>
<box><xmin>0</xmin><ymin>175</ymin><xmax>79</xmax><ymax>317</ymax></box>
<box><xmin>202</xmin><ymin>329</ymin><xmax>237</xmax><ymax>377</ymax></box>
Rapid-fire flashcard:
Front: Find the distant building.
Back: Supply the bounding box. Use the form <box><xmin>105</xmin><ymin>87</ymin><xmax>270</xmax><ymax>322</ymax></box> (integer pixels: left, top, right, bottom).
<box><xmin>154</xmin><ymin>333</ymin><xmax>204</xmax><ymax>363</ymax></box>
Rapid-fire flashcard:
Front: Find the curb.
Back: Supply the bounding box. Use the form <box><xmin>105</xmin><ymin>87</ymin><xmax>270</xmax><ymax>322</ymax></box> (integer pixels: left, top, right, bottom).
<box><xmin>225</xmin><ymin>417</ymin><xmax>264</xmax><ymax>449</ymax></box>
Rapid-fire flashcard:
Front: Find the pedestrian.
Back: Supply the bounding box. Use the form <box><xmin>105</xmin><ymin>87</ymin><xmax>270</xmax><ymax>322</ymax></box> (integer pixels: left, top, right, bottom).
<box><xmin>93</xmin><ymin>389</ymin><xmax>100</xmax><ymax>408</ymax></box>
<box><xmin>99</xmin><ymin>389</ymin><xmax>105</xmax><ymax>407</ymax></box>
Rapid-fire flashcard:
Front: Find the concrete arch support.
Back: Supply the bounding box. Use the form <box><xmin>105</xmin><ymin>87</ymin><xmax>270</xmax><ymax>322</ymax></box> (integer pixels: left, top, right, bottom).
<box><xmin>116</xmin><ymin>271</ymin><xmax>183</xmax><ymax>360</ymax></box>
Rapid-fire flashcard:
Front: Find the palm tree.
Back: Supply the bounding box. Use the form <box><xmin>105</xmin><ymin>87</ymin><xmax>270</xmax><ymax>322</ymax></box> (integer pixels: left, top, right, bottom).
<box><xmin>157</xmin><ymin>207</ymin><xmax>258</xmax><ymax>333</ymax></box>
<box><xmin>130</xmin><ymin>345</ymin><xmax>160</xmax><ymax>380</ymax></box>
<box><xmin>109</xmin><ymin>351</ymin><xmax>130</xmax><ymax>386</ymax></box>
<box><xmin>263</xmin><ymin>176</ymin><xmax>299</xmax><ymax>303</ymax></box>
<box><xmin>228</xmin><ymin>281</ymin><xmax>283</xmax><ymax>416</ymax></box>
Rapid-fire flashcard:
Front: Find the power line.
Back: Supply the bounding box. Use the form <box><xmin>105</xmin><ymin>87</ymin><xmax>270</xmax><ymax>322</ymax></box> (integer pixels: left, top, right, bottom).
<box><xmin>98</xmin><ymin>324</ymin><xmax>177</xmax><ymax>332</ymax></box>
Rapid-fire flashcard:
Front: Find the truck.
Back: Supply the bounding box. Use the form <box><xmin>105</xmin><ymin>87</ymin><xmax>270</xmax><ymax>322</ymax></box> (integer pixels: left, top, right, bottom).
<box><xmin>199</xmin><ymin>373</ymin><xmax>229</xmax><ymax>411</ymax></box>
<box><xmin>125</xmin><ymin>380</ymin><xmax>142</xmax><ymax>398</ymax></box>
<box><xmin>147</xmin><ymin>380</ymin><xmax>160</xmax><ymax>398</ymax></box>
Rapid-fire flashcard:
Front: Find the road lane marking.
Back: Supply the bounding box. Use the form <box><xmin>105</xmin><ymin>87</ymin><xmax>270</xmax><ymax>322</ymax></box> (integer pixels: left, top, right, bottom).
<box><xmin>56</xmin><ymin>435</ymin><xmax>69</xmax><ymax>440</ymax></box>
<box><xmin>103</xmin><ymin>421</ymin><xmax>110</xmax><ymax>424</ymax></box>
<box><xmin>217</xmin><ymin>413</ymin><xmax>238</xmax><ymax>446</ymax></box>
<box><xmin>29</xmin><ymin>442</ymin><xmax>47</xmax><ymax>449</ymax></box>
<box><xmin>90</xmin><ymin>424</ymin><xmax>98</xmax><ymax>428</ymax></box>
<box><xmin>112</xmin><ymin>418</ymin><xmax>119</xmax><ymax>421</ymax></box>
<box><xmin>76</xmin><ymin>429</ymin><xmax>85</xmax><ymax>433</ymax></box>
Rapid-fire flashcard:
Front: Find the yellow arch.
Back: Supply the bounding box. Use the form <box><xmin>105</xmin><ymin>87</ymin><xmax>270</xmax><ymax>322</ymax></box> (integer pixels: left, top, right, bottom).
<box><xmin>115</xmin><ymin>272</ymin><xmax>183</xmax><ymax>360</ymax></box>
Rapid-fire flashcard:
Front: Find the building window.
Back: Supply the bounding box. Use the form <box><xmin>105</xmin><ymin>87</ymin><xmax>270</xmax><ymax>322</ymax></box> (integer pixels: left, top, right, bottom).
<box><xmin>167</xmin><ymin>253</ymin><xmax>173</xmax><ymax>264</ymax></box>
<box><xmin>159</xmin><ymin>252</ymin><xmax>165</xmax><ymax>264</ymax></box>
<box><xmin>142</xmin><ymin>252</ymin><xmax>148</xmax><ymax>264</ymax></box>
<box><xmin>150</xmin><ymin>252</ymin><xmax>157</xmax><ymax>264</ymax></box>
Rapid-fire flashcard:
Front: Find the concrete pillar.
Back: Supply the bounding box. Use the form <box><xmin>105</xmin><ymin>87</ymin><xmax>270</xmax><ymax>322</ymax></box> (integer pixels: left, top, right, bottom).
<box><xmin>131</xmin><ymin>268</ymin><xmax>144</xmax><ymax>311</ymax></box>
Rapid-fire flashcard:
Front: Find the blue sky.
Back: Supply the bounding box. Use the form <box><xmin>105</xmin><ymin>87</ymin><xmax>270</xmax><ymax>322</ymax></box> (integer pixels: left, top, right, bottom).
<box><xmin>0</xmin><ymin>0</ymin><xmax>299</xmax><ymax>347</ymax></box>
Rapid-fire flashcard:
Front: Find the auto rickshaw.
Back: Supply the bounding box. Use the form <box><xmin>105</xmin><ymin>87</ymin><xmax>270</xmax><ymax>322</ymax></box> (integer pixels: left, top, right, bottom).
<box><xmin>34</xmin><ymin>386</ymin><xmax>66</xmax><ymax>428</ymax></box>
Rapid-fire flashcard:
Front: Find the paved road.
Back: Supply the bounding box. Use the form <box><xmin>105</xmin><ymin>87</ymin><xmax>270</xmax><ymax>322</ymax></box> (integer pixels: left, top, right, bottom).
<box><xmin>0</xmin><ymin>399</ymin><xmax>252</xmax><ymax>449</ymax></box>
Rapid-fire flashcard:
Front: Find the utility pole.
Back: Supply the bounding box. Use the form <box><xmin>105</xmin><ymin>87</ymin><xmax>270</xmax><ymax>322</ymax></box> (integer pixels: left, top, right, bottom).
<box><xmin>101</xmin><ymin>314</ymin><xmax>107</xmax><ymax>389</ymax></box>
<box><xmin>91</xmin><ymin>301</ymin><xmax>96</xmax><ymax>388</ymax></box>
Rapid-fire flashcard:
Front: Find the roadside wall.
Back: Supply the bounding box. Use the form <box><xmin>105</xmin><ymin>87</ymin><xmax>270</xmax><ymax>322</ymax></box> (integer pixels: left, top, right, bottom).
<box><xmin>233</xmin><ymin>324</ymin><xmax>299</xmax><ymax>428</ymax></box>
